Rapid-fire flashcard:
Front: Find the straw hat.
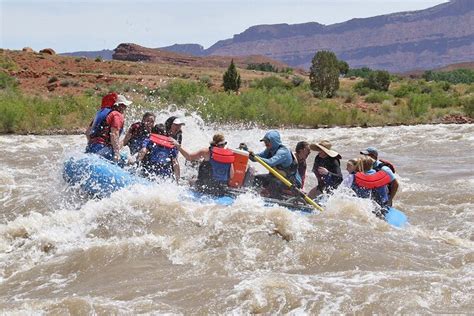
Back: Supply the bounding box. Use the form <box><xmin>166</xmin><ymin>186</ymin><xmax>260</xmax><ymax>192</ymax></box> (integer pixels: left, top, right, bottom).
<box><xmin>309</xmin><ymin>140</ymin><xmax>341</xmax><ymax>158</ymax></box>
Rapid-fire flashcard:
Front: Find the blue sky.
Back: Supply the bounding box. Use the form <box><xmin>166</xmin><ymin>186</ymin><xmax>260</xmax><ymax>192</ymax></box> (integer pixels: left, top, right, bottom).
<box><xmin>1</xmin><ymin>0</ymin><xmax>448</xmax><ymax>53</ymax></box>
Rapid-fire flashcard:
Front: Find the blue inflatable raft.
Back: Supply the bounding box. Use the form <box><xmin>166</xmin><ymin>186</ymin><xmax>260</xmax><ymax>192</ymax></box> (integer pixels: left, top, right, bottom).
<box><xmin>63</xmin><ymin>154</ymin><xmax>408</xmax><ymax>227</ymax></box>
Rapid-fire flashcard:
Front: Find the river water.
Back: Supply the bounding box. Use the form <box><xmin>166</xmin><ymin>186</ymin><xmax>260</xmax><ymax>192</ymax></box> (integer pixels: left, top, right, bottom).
<box><xmin>0</xmin><ymin>119</ymin><xmax>473</xmax><ymax>314</ymax></box>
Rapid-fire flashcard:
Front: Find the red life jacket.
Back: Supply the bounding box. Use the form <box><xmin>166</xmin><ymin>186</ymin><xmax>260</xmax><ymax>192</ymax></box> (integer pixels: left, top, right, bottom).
<box><xmin>354</xmin><ymin>170</ymin><xmax>391</xmax><ymax>189</ymax></box>
<box><xmin>101</xmin><ymin>92</ymin><xmax>118</xmax><ymax>109</ymax></box>
<box><xmin>211</xmin><ymin>147</ymin><xmax>235</xmax><ymax>164</ymax></box>
<box><xmin>149</xmin><ymin>133</ymin><xmax>175</xmax><ymax>149</ymax></box>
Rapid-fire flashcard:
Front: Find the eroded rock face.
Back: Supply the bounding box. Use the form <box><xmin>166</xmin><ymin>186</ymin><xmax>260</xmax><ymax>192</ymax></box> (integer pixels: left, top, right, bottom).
<box><xmin>112</xmin><ymin>43</ymin><xmax>292</xmax><ymax>70</ymax></box>
<box><xmin>40</xmin><ymin>48</ymin><xmax>56</xmax><ymax>55</ymax></box>
<box><xmin>112</xmin><ymin>43</ymin><xmax>154</xmax><ymax>62</ymax></box>
<box><xmin>204</xmin><ymin>0</ymin><xmax>474</xmax><ymax>72</ymax></box>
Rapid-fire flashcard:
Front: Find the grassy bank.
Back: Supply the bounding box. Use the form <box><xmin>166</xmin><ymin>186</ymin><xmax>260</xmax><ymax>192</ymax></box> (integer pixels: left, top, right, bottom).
<box><xmin>1</xmin><ymin>71</ymin><xmax>473</xmax><ymax>134</ymax></box>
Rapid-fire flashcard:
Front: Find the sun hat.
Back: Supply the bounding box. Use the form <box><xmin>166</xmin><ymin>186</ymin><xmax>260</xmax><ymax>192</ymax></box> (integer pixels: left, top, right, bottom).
<box><xmin>360</xmin><ymin>147</ymin><xmax>378</xmax><ymax>156</ymax></box>
<box><xmin>309</xmin><ymin>140</ymin><xmax>341</xmax><ymax>158</ymax></box>
<box><xmin>114</xmin><ymin>94</ymin><xmax>132</xmax><ymax>106</ymax></box>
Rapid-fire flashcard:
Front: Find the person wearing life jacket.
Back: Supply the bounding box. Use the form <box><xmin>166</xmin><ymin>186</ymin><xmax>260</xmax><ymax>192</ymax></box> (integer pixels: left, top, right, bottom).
<box><xmin>122</xmin><ymin>112</ymin><xmax>155</xmax><ymax>155</ymax></box>
<box><xmin>173</xmin><ymin>133</ymin><xmax>235</xmax><ymax>196</ymax></box>
<box><xmin>342</xmin><ymin>158</ymin><xmax>359</xmax><ymax>188</ymax></box>
<box><xmin>85</xmin><ymin>93</ymin><xmax>132</xmax><ymax>162</ymax></box>
<box><xmin>308</xmin><ymin>140</ymin><xmax>343</xmax><ymax>198</ymax></box>
<box><xmin>351</xmin><ymin>155</ymin><xmax>396</xmax><ymax>217</ymax></box>
<box><xmin>295</xmin><ymin>141</ymin><xmax>310</xmax><ymax>190</ymax></box>
<box><xmin>360</xmin><ymin>146</ymin><xmax>398</xmax><ymax>206</ymax></box>
<box><xmin>164</xmin><ymin>116</ymin><xmax>185</xmax><ymax>145</ymax></box>
<box><xmin>138</xmin><ymin>133</ymin><xmax>179</xmax><ymax>181</ymax></box>
<box><xmin>250</xmin><ymin>130</ymin><xmax>301</xmax><ymax>199</ymax></box>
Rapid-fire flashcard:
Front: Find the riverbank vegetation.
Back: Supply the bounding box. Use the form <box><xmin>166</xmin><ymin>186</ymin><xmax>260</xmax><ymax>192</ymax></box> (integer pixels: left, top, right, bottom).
<box><xmin>0</xmin><ymin>50</ymin><xmax>473</xmax><ymax>134</ymax></box>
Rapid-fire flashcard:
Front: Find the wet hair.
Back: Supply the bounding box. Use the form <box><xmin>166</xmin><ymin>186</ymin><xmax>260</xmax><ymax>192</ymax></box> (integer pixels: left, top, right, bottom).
<box><xmin>347</xmin><ymin>158</ymin><xmax>358</xmax><ymax>166</ymax></box>
<box><xmin>295</xmin><ymin>141</ymin><xmax>309</xmax><ymax>153</ymax></box>
<box><xmin>210</xmin><ymin>133</ymin><xmax>226</xmax><ymax>146</ymax></box>
<box><xmin>357</xmin><ymin>155</ymin><xmax>374</xmax><ymax>172</ymax></box>
<box><xmin>152</xmin><ymin>123</ymin><xmax>165</xmax><ymax>135</ymax></box>
<box><xmin>165</xmin><ymin>116</ymin><xmax>177</xmax><ymax>131</ymax></box>
<box><xmin>142</xmin><ymin>112</ymin><xmax>155</xmax><ymax>121</ymax></box>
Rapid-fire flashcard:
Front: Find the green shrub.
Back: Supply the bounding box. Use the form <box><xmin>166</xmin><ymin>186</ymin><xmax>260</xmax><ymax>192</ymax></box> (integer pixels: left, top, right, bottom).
<box><xmin>423</xmin><ymin>69</ymin><xmax>474</xmax><ymax>84</ymax></box>
<box><xmin>48</xmin><ymin>76</ymin><xmax>58</xmax><ymax>84</ymax></box>
<box><xmin>408</xmin><ymin>94</ymin><xmax>430</xmax><ymax>117</ymax></box>
<box><xmin>336</xmin><ymin>90</ymin><xmax>356</xmax><ymax>103</ymax></box>
<box><xmin>353</xmin><ymin>82</ymin><xmax>370</xmax><ymax>95</ymax></box>
<box><xmin>346</xmin><ymin>67</ymin><xmax>373</xmax><ymax>79</ymax></box>
<box><xmin>199</xmin><ymin>75</ymin><xmax>213</xmax><ymax>88</ymax></box>
<box><xmin>0</xmin><ymin>55</ymin><xmax>18</xmax><ymax>71</ymax></box>
<box><xmin>0</xmin><ymin>72</ymin><xmax>18</xmax><ymax>90</ymax></box>
<box><xmin>430</xmin><ymin>92</ymin><xmax>457</xmax><ymax>108</ymax></box>
<box><xmin>365</xmin><ymin>70</ymin><xmax>391</xmax><ymax>91</ymax></box>
<box><xmin>291</xmin><ymin>76</ymin><xmax>305</xmax><ymax>87</ymax></box>
<box><xmin>365</xmin><ymin>91</ymin><xmax>392</xmax><ymax>103</ymax></box>
<box><xmin>247</xmin><ymin>62</ymin><xmax>278</xmax><ymax>72</ymax></box>
<box><xmin>462</xmin><ymin>96</ymin><xmax>474</xmax><ymax>118</ymax></box>
<box><xmin>253</xmin><ymin>76</ymin><xmax>290</xmax><ymax>90</ymax></box>
<box><xmin>95</xmin><ymin>56</ymin><xmax>103</xmax><ymax>62</ymax></box>
<box><xmin>392</xmin><ymin>83</ymin><xmax>419</xmax><ymax>97</ymax></box>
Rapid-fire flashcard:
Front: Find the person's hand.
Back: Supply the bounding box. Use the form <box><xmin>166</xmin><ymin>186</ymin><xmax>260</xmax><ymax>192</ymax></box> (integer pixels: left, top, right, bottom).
<box><xmin>170</xmin><ymin>138</ymin><xmax>180</xmax><ymax>148</ymax></box>
<box><xmin>248</xmin><ymin>150</ymin><xmax>255</xmax><ymax>161</ymax></box>
<box><xmin>113</xmin><ymin>153</ymin><xmax>120</xmax><ymax>162</ymax></box>
<box><xmin>317</xmin><ymin>167</ymin><xmax>329</xmax><ymax>175</ymax></box>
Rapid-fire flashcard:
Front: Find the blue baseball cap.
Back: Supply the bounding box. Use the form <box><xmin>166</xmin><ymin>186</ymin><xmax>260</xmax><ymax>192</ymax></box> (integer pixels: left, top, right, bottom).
<box><xmin>360</xmin><ymin>147</ymin><xmax>378</xmax><ymax>156</ymax></box>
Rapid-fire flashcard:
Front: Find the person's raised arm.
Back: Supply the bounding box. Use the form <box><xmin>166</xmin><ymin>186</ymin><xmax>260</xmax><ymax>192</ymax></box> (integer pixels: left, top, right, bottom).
<box><xmin>110</xmin><ymin>127</ymin><xmax>121</xmax><ymax>162</ymax></box>
<box><xmin>172</xmin><ymin>139</ymin><xmax>208</xmax><ymax>161</ymax></box>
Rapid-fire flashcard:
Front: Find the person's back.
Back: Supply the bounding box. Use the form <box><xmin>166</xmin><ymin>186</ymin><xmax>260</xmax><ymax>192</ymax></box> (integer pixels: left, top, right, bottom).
<box><xmin>174</xmin><ymin>133</ymin><xmax>234</xmax><ymax>196</ymax></box>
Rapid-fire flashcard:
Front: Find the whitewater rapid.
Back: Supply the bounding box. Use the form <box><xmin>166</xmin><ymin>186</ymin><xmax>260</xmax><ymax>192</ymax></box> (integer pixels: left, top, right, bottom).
<box><xmin>0</xmin><ymin>119</ymin><xmax>473</xmax><ymax>313</ymax></box>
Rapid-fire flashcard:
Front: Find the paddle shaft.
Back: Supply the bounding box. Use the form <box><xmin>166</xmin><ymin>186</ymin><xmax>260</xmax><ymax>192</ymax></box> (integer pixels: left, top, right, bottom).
<box><xmin>253</xmin><ymin>155</ymin><xmax>324</xmax><ymax>212</ymax></box>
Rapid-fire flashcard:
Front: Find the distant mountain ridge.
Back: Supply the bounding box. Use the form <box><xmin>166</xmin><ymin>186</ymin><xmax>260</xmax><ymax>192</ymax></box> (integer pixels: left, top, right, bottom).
<box><xmin>61</xmin><ymin>0</ymin><xmax>473</xmax><ymax>72</ymax></box>
<box><xmin>163</xmin><ymin>0</ymin><xmax>474</xmax><ymax>72</ymax></box>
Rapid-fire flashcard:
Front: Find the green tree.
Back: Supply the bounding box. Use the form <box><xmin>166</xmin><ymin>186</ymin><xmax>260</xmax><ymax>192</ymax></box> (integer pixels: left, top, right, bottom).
<box><xmin>338</xmin><ymin>60</ymin><xmax>349</xmax><ymax>76</ymax></box>
<box><xmin>309</xmin><ymin>51</ymin><xmax>340</xmax><ymax>98</ymax></box>
<box><xmin>366</xmin><ymin>70</ymin><xmax>391</xmax><ymax>91</ymax></box>
<box><xmin>223</xmin><ymin>59</ymin><xmax>241</xmax><ymax>92</ymax></box>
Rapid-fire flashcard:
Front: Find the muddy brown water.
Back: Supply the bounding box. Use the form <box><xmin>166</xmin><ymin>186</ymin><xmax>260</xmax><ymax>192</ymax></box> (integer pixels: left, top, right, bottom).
<box><xmin>1</xmin><ymin>122</ymin><xmax>473</xmax><ymax>314</ymax></box>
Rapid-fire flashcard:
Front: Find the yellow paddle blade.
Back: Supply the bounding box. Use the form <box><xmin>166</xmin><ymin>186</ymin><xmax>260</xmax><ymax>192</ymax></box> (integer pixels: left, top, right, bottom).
<box><xmin>253</xmin><ymin>155</ymin><xmax>324</xmax><ymax>212</ymax></box>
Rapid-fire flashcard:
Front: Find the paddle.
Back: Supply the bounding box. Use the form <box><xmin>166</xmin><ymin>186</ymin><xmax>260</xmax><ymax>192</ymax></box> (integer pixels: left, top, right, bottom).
<box><xmin>251</xmin><ymin>154</ymin><xmax>324</xmax><ymax>212</ymax></box>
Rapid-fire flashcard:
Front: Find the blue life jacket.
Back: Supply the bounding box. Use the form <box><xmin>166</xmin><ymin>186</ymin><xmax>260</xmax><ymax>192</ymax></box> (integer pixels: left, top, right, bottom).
<box><xmin>145</xmin><ymin>134</ymin><xmax>177</xmax><ymax>177</ymax></box>
<box><xmin>89</xmin><ymin>108</ymin><xmax>112</xmax><ymax>138</ymax></box>
<box><xmin>209</xmin><ymin>147</ymin><xmax>235</xmax><ymax>182</ymax></box>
